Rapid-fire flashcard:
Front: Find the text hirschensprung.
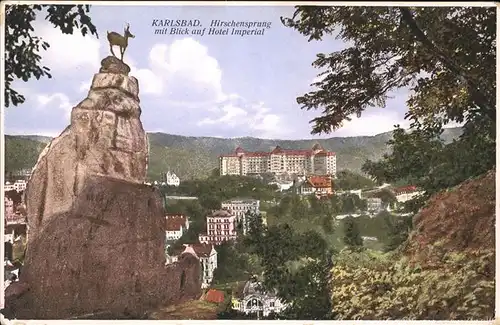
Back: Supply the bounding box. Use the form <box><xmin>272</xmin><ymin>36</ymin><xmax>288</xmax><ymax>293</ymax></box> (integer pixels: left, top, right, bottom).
<box><xmin>210</xmin><ymin>20</ymin><xmax>272</xmax><ymax>29</ymax></box>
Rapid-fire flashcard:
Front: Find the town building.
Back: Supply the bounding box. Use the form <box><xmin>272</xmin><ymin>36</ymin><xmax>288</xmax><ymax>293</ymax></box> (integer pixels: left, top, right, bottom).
<box><xmin>191</xmin><ymin>243</ymin><xmax>218</xmax><ymax>288</ymax></box>
<box><xmin>198</xmin><ymin>210</ymin><xmax>237</xmax><ymax>245</ymax></box>
<box><xmin>393</xmin><ymin>185</ymin><xmax>424</xmax><ymax>203</ymax></box>
<box><xmin>163</xmin><ymin>171</ymin><xmax>181</xmax><ymax>187</ymax></box>
<box><xmin>4</xmin><ymin>224</ymin><xmax>26</xmax><ymax>244</ymax></box>
<box><xmin>268</xmin><ymin>181</ymin><xmax>294</xmax><ymax>192</ymax></box>
<box><xmin>297</xmin><ymin>175</ymin><xmax>333</xmax><ymax>196</ymax></box>
<box><xmin>231</xmin><ymin>277</ymin><xmax>287</xmax><ymax>318</ymax></box>
<box><xmin>165</xmin><ymin>214</ymin><xmax>190</xmax><ymax>242</ymax></box>
<box><xmin>4</xmin><ymin>180</ymin><xmax>27</xmax><ymax>192</ymax></box>
<box><xmin>336</xmin><ymin>189</ymin><xmax>363</xmax><ymax>199</ymax></box>
<box><xmin>4</xmin><ymin>194</ymin><xmax>26</xmax><ymax>225</ymax></box>
<box><xmin>219</xmin><ymin>144</ymin><xmax>336</xmax><ymax>177</ymax></box>
<box><xmin>221</xmin><ymin>198</ymin><xmax>260</xmax><ymax>235</ymax></box>
<box><xmin>366</xmin><ymin>197</ymin><xmax>383</xmax><ymax>213</ymax></box>
<box><xmin>167</xmin><ymin>243</ymin><xmax>218</xmax><ymax>288</ymax></box>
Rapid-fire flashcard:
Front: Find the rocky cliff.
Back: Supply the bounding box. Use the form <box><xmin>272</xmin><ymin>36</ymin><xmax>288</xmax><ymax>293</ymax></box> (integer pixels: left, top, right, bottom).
<box><xmin>404</xmin><ymin>168</ymin><xmax>495</xmax><ymax>262</ymax></box>
<box><xmin>6</xmin><ymin>57</ymin><xmax>201</xmax><ymax>319</ymax></box>
<box><xmin>24</xmin><ymin>56</ymin><xmax>149</xmax><ymax>243</ymax></box>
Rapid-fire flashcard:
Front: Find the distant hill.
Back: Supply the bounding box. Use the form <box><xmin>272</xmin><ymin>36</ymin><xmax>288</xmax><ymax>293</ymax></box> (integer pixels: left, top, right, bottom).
<box><xmin>4</xmin><ymin>127</ymin><xmax>463</xmax><ymax>180</ymax></box>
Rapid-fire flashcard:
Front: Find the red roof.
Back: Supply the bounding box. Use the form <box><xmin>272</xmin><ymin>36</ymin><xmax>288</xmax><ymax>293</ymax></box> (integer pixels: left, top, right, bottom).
<box><xmin>306</xmin><ymin>176</ymin><xmax>332</xmax><ymax>188</ymax></box>
<box><xmin>245</xmin><ymin>152</ymin><xmax>270</xmax><ymax>157</ymax></box>
<box><xmin>190</xmin><ymin>243</ymin><xmax>214</xmax><ymax>257</ymax></box>
<box><xmin>219</xmin><ymin>145</ymin><xmax>336</xmax><ymax>158</ymax></box>
<box><xmin>205</xmin><ymin>289</ymin><xmax>225</xmax><ymax>303</ymax></box>
<box><xmin>208</xmin><ymin>210</ymin><xmax>234</xmax><ymax>219</ymax></box>
<box><xmin>165</xmin><ymin>214</ymin><xmax>188</xmax><ymax>231</ymax></box>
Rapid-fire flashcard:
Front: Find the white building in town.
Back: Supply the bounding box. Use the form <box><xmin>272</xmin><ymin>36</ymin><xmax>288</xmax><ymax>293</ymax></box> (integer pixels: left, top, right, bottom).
<box><xmin>268</xmin><ymin>181</ymin><xmax>294</xmax><ymax>192</ymax></box>
<box><xmin>221</xmin><ymin>198</ymin><xmax>260</xmax><ymax>235</ymax></box>
<box><xmin>4</xmin><ymin>180</ymin><xmax>27</xmax><ymax>192</ymax></box>
<box><xmin>394</xmin><ymin>186</ymin><xmax>424</xmax><ymax>203</ymax></box>
<box><xmin>190</xmin><ymin>243</ymin><xmax>218</xmax><ymax>288</ymax></box>
<box><xmin>165</xmin><ymin>214</ymin><xmax>189</xmax><ymax>242</ymax></box>
<box><xmin>232</xmin><ymin>277</ymin><xmax>287</xmax><ymax>318</ymax></box>
<box><xmin>366</xmin><ymin>197</ymin><xmax>383</xmax><ymax>213</ymax></box>
<box><xmin>165</xmin><ymin>171</ymin><xmax>180</xmax><ymax>187</ymax></box>
<box><xmin>336</xmin><ymin>189</ymin><xmax>363</xmax><ymax>199</ymax></box>
<box><xmin>198</xmin><ymin>210</ymin><xmax>237</xmax><ymax>245</ymax></box>
<box><xmin>167</xmin><ymin>243</ymin><xmax>218</xmax><ymax>288</ymax></box>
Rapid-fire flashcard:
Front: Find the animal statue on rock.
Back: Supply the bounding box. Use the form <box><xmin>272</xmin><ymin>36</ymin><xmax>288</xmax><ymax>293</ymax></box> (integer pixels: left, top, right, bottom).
<box><xmin>107</xmin><ymin>23</ymin><xmax>135</xmax><ymax>61</ymax></box>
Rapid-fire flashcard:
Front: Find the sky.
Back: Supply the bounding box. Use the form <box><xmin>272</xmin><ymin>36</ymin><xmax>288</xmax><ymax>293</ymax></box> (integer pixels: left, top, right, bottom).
<box><xmin>4</xmin><ymin>4</ymin><xmax>460</xmax><ymax>140</ymax></box>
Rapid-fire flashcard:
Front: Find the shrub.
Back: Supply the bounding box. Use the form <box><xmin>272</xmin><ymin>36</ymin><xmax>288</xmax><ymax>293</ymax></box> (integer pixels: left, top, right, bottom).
<box><xmin>330</xmin><ymin>248</ymin><xmax>494</xmax><ymax>320</ymax></box>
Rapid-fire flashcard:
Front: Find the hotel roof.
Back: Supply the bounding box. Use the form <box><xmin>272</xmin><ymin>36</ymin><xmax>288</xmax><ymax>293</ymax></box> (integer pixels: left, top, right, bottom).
<box><xmin>219</xmin><ymin>144</ymin><xmax>335</xmax><ymax>158</ymax></box>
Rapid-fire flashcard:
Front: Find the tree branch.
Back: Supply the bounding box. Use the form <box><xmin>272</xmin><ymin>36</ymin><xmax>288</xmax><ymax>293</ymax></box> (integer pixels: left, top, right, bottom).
<box><xmin>399</xmin><ymin>7</ymin><xmax>495</xmax><ymax>123</ymax></box>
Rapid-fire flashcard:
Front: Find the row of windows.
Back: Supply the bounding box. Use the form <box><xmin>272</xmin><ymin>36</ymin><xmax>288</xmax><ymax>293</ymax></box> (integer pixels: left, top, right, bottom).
<box><xmin>209</xmin><ymin>224</ymin><xmax>230</xmax><ymax>229</ymax></box>
<box><xmin>208</xmin><ymin>230</ymin><xmax>233</xmax><ymax>235</ymax></box>
<box><xmin>207</xmin><ymin>218</ymin><xmax>233</xmax><ymax>223</ymax></box>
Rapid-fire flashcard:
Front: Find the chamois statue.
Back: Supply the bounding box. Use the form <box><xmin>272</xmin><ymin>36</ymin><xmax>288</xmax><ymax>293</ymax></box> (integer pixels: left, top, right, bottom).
<box><xmin>107</xmin><ymin>23</ymin><xmax>135</xmax><ymax>61</ymax></box>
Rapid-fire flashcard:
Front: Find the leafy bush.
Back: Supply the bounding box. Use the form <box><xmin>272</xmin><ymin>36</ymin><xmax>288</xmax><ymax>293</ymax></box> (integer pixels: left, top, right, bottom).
<box><xmin>330</xmin><ymin>248</ymin><xmax>494</xmax><ymax>320</ymax></box>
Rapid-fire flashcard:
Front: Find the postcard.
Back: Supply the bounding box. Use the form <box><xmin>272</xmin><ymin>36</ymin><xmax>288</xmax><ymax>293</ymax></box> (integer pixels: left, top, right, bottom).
<box><xmin>0</xmin><ymin>1</ymin><xmax>496</xmax><ymax>322</ymax></box>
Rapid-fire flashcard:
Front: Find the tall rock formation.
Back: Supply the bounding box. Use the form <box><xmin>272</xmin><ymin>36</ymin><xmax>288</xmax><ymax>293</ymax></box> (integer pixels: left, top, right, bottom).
<box><xmin>24</xmin><ymin>56</ymin><xmax>148</xmax><ymax>243</ymax></box>
<box><xmin>6</xmin><ymin>57</ymin><xmax>201</xmax><ymax>319</ymax></box>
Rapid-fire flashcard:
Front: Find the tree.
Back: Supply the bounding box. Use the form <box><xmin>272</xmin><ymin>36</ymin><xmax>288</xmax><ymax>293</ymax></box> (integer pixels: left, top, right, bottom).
<box><xmin>375</xmin><ymin>188</ymin><xmax>397</xmax><ymax>208</ymax></box>
<box><xmin>282</xmin><ymin>6</ymin><xmax>496</xmax><ymax>200</ymax></box>
<box><xmin>245</xmin><ymin>211</ymin><xmax>265</xmax><ymax>240</ymax></box>
<box><xmin>251</xmin><ymin>222</ymin><xmax>334</xmax><ymax>320</ymax></box>
<box><xmin>210</xmin><ymin>168</ymin><xmax>220</xmax><ymax>178</ymax></box>
<box><xmin>5</xmin><ymin>4</ymin><xmax>98</xmax><ymax>107</ymax></box>
<box><xmin>383</xmin><ymin>214</ymin><xmax>413</xmax><ymax>252</ymax></box>
<box><xmin>339</xmin><ymin>194</ymin><xmax>357</xmax><ymax>214</ymax></box>
<box><xmin>342</xmin><ymin>216</ymin><xmax>363</xmax><ymax>248</ymax></box>
<box><xmin>281</xmin><ymin>6</ymin><xmax>494</xmax><ymax>136</ymax></box>
<box><xmin>279</xmin><ymin>257</ymin><xmax>334</xmax><ymax>320</ymax></box>
<box><xmin>198</xmin><ymin>194</ymin><xmax>221</xmax><ymax>210</ymax></box>
<box><xmin>335</xmin><ymin>170</ymin><xmax>376</xmax><ymax>190</ymax></box>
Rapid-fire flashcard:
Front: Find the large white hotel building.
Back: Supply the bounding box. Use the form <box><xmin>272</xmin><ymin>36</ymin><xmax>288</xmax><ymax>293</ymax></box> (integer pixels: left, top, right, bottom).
<box><xmin>219</xmin><ymin>144</ymin><xmax>336</xmax><ymax>177</ymax></box>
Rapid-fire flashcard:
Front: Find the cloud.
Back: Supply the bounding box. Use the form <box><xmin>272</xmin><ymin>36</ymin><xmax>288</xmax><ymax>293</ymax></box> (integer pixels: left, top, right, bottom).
<box><xmin>130</xmin><ymin>38</ymin><xmax>225</xmax><ymax>103</ymax></box>
<box><xmin>35</xmin><ymin>21</ymin><xmax>101</xmax><ymax>75</ymax></box>
<box><xmin>197</xmin><ymin>101</ymin><xmax>285</xmax><ymax>139</ymax></box>
<box><xmin>331</xmin><ymin>111</ymin><xmax>411</xmax><ymax>137</ymax></box>
<box><xmin>35</xmin><ymin>92</ymin><xmax>74</xmax><ymax>120</ymax></box>
<box><xmin>126</xmin><ymin>37</ymin><xmax>284</xmax><ymax>138</ymax></box>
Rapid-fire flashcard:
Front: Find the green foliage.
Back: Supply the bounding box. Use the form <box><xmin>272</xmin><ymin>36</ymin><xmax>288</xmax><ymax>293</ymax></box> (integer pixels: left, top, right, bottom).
<box><xmin>245</xmin><ymin>211</ymin><xmax>265</xmax><ymax>241</ymax></box>
<box><xmin>4</xmin><ymin>136</ymin><xmax>47</xmax><ymax>174</ymax></box>
<box><xmin>278</xmin><ymin>257</ymin><xmax>334</xmax><ymax>320</ymax></box>
<box><xmin>362</xmin><ymin>125</ymin><xmax>495</xmax><ymax>211</ymax></box>
<box><xmin>147</xmin><ymin>143</ymin><xmax>216</xmax><ymax>180</ymax></box>
<box><xmin>374</xmin><ymin>188</ymin><xmax>397</xmax><ymax>205</ymax></box>
<box><xmin>212</xmin><ymin>241</ymin><xmax>263</xmax><ymax>285</ymax></box>
<box><xmin>339</xmin><ymin>193</ymin><xmax>367</xmax><ymax>214</ymax></box>
<box><xmin>281</xmin><ymin>6</ymin><xmax>494</xmax><ymax>135</ymax></box>
<box><xmin>5</xmin><ymin>4</ymin><xmax>98</xmax><ymax>107</ymax></box>
<box><xmin>381</xmin><ymin>213</ymin><xmax>414</xmax><ymax>252</ymax></box>
<box><xmin>283</xmin><ymin>6</ymin><xmax>495</xmax><ymax>210</ymax></box>
<box><xmin>330</xmin><ymin>248</ymin><xmax>495</xmax><ymax>320</ymax></box>
<box><xmin>335</xmin><ymin>170</ymin><xmax>375</xmax><ymax>190</ymax></box>
<box><xmin>342</xmin><ymin>217</ymin><xmax>363</xmax><ymax>248</ymax></box>
<box><xmin>170</xmin><ymin>175</ymin><xmax>278</xmax><ymax>202</ymax></box>
<box><xmin>243</xmin><ymin>218</ymin><xmax>334</xmax><ymax>320</ymax></box>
